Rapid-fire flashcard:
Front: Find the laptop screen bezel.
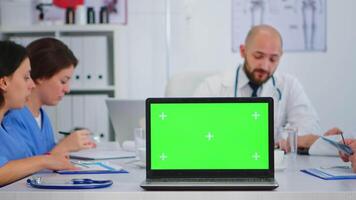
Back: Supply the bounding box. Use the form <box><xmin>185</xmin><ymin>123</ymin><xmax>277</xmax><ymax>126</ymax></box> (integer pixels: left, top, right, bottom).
<box><xmin>146</xmin><ymin>97</ymin><xmax>275</xmax><ymax>179</ymax></box>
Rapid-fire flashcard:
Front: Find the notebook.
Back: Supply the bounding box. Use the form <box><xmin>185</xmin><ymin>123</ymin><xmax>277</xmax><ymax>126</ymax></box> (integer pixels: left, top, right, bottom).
<box><xmin>140</xmin><ymin>97</ymin><xmax>278</xmax><ymax>190</ymax></box>
<box><xmin>105</xmin><ymin>99</ymin><xmax>145</xmax><ymax>146</ymax></box>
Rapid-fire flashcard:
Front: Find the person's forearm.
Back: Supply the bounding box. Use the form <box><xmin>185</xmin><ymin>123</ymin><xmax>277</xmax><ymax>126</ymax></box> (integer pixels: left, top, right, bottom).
<box><xmin>297</xmin><ymin>134</ymin><xmax>319</xmax><ymax>148</ymax></box>
<box><xmin>50</xmin><ymin>141</ymin><xmax>68</xmax><ymax>154</ymax></box>
<box><xmin>0</xmin><ymin>156</ymin><xmax>47</xmax><ymax>186</ymax></box>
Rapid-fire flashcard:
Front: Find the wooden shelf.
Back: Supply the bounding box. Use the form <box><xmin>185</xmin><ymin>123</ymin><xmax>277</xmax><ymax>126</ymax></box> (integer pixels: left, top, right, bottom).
<box><xmin>70</xmin><ymin>86</ymin><xmax>115</xmax><ymax>93</ymax></box>
<box><xmin>0</xmin><ymin>24</ymin><xmax>121</xmax><ymax>33</ymax></box>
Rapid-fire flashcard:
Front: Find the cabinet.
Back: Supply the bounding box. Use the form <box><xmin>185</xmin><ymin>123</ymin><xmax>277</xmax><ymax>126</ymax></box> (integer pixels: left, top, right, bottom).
<box><xmin>0</xmin><ymin>24</ymin><xmax>122</xmax><ymax>141</ymax></box>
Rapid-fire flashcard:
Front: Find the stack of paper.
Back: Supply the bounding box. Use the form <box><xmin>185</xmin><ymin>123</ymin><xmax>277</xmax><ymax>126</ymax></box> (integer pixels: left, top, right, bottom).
<box><xmin>70</xmin><ymin>149</ymin><xmax>135</xmax><ymax>160</ymax></box>
<box><xmin>56</xmin><ymin>161</ymin><xmax>128</xmax><ymax>174</ymax></box>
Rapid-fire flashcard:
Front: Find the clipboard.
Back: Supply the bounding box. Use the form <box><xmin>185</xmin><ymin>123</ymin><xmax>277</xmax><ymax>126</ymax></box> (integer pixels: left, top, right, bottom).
<box><xmin>27</xmin><ymin>177</ymin><xmax>113</xmax><ymax>189</ymax></box>
<box><xmin>320</xmin><ymin>136</ymin><xmax>353</xmax><ymax>156</ymax></box>
<box><xmin>56</xmin><ymin>161</ymin><xmax>128</xmax><ymax>174</ymax></box>
<box><xmin>301</xmin><ymin>166</ymin><xmax>356</xmax><ymax>180</ymax></box>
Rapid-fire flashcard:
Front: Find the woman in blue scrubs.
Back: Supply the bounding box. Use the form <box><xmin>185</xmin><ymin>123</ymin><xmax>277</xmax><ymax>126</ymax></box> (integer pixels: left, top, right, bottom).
<box><xmin>0</xmin><ymin>41</ymin><xmax>75</xmax><ymax>186</ymax></box>
<box><xmin>3</xmin><ymin>38</ymin><xmax>95</xmax><ymax>156</ymax></box>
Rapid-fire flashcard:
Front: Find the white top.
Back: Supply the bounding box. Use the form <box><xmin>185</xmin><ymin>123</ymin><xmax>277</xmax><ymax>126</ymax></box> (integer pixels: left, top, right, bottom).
<box><xmin>194</xmin><ymin>65</ymin><xmax>321</xmax><ymax>136</ymax></box>
<box><xmin>34</xmin><ymin>112</ymin><xmax>42</xmax><ymax>128</ymax></box>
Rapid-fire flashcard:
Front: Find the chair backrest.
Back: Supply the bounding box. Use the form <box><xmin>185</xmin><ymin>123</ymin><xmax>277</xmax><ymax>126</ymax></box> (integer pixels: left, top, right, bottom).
<box><xmin>165</xmin><ymin>69</ymin><xmax>218</xmax><ymax>97</ymax></box>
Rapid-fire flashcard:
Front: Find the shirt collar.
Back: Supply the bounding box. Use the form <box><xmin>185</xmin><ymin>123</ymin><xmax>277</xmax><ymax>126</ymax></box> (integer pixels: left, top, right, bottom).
<box><xmin>221</xmin><ymin>63</ymin><xmax>275</xmax><ymax>94</ymax></box>
<box><xmin>221</xmin><ymin>63</ymin><xmax>252</xmax><ymax>90</ymax></box>
<box><xmin>238</xmin><ymin>64</ymin><xmax>250</xmax><ymax>90</ymax></box>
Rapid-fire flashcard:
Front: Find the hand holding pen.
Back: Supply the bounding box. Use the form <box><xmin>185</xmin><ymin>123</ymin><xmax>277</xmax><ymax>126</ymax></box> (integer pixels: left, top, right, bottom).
<box><xmin>337</xmin><ymin>137</ymin><xmax>356</xmax><ymax>173</ymax></box>
<box><xmin>58</xmin><ymin>131</ymin><xmax>72</xmax><ymax>136</ymax></box>
<box><xmin>58</xmin><ymin>127</ymin><xmax>89</xmax><ymax>136</ymax></box>
<box><xmin>52</xmin><ymin>129</ymin><xmax>96</xmax><ymax>154</ymax></box>
<box><xmin>338</xmin><ymin>133</ymin><xmax>355</xmax><ymax>161</ymax></box>
<box><xmin>59</xmin><ymin>128</ymin><xmax>98</xmax><ymax>148</ymax></box>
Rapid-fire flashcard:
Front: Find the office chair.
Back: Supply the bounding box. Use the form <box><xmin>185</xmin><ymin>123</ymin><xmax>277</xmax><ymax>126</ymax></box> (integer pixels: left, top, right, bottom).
<box><xmin>165</xmin><ymin>69</ymin><xmax>218</xmax><ymax>97</ymax></box>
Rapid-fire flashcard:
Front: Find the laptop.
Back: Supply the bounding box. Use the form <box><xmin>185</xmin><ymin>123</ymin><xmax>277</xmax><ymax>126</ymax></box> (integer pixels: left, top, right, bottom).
<box><xmin>140</xmin><ymin>97</ymin><xmax>278</xmax><ymax>190</ymax></box>
<box><xmin>105</xmin><ymin>99</ymin><xmax>145</xmax><ymax>146</ymax></box>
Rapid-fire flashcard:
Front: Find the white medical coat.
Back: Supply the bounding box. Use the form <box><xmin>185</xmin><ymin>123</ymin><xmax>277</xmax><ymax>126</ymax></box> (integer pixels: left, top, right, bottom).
<box><xmin>194</xmin><ymin>65</ymin><xmax>321</xmax><ymax>136</ymax></box>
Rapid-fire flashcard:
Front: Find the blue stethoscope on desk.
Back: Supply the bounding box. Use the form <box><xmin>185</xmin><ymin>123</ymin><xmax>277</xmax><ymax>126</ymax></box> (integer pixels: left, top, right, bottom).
<box><xmin>234</xmin><ymin>64</ymin><xmax>282</xmax><ymax>101</ymax></box>
<box><xmin>27</xmin><ymin>177</ymin><xmax>113</xmax><ymax>189</ymax></box>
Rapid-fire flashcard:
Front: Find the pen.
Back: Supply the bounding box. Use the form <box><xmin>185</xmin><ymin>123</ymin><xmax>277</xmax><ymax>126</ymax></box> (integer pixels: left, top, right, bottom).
<box><xmin>59</xmin><ymin>130</ymin><xmax>95</xmax><ymax>137</ymax></box>
<box><xmin>58</xmin><ymin>131</ymin><xmax>71</xmax><ymax>136</ymax></box>
<box><xmin>340</xmin><ymin>132</ymin><xmax>346</xmax><ymax>145</ymax></box>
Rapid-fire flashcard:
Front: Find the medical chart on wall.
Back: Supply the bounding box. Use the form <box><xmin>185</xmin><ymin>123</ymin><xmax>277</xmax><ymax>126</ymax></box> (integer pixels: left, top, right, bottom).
<box><xmin>231</xmin><ymin>0</ymin><xmax>327</xmax><ymax>52</ymax></box>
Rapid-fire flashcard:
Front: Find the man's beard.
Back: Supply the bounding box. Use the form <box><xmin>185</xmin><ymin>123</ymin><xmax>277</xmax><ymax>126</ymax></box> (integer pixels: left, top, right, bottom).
<box><xmin>243</xmin><ymin>62</ymin><xmax>272</xmax><ymax>86</ymax></box>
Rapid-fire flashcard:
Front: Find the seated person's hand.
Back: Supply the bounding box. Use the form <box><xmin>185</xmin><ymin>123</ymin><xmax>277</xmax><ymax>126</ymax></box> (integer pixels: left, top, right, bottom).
<box><xmin>43</xmin><ymin>153</ymin><xmax>77</xmax><ymax>171</ymax></box>
<box><xmin>51</xmin><ymin>129</ymin><xmax>96</xmax><ymax>154</ymax></box>
<box><xmin>297</xmin><ymin>134</ymin><xmax>319</xmax><ymax>148</ymax></box>
<box><xmin>324</xmin><ymin>127</ymin><xmax>342</xmax><ymax>136</ymax></box>
<box><xmin>338</xmin><ymin>139</ymin><xmax>356</xmax><ymax>173</ymax></box>
<box><xmin>275</xmin><ymin>139</ymin><xmax>289</xmax><ymax>153</ymax></box>
<box><xmin>349</xmin><ymin>155</ymin><xmax>356</xmax><ymax>173</ymax></box>
<box><xmin>297</xmin><ymin>128</ymin><xmax>343</xmax><ymax>149</ymax></box>
<box><xmin>339</xmin><ymin>139</ymin><xmax>356</xmax><ymax>162</ymax></box>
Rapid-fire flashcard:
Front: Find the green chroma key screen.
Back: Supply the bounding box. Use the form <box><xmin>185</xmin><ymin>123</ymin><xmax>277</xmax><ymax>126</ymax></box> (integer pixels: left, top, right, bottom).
<box><xmin>150</xmin><ymin>102</ymin><xmax>269</xmax><ymax>170</ymax></box>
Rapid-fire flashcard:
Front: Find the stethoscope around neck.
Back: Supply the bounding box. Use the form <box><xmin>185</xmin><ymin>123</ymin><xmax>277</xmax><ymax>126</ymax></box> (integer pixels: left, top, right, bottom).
<box><xmin>234</xmin><ymin>64</ymin><xmax>282</xmax><ymax>101</ymax></box>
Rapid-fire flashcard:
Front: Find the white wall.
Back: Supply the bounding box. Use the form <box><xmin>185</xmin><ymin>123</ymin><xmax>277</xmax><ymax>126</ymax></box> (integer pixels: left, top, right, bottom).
<box><xmin>120</xmin><ymin>0</ymin><xmax>356</xmax><ymax>136</ymax></box>
<box><xmin>279</xmin><ymin>0</ymin><xmax>356</xmax><ymax>135</ymax></box>
<box><xmin>117</xmin><ymin>0</ymin><xmax>167</xmax><ymax>98</ymax></box>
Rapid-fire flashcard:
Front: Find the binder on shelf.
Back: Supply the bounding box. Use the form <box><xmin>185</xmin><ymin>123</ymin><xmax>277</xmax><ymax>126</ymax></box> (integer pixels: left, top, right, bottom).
<box><xmin>53</xmin><ymin>94</ymin><xmax>110</xmax><ymax>142</ymax></box>
<box><xmin>72</xmin><ymin>95</ymin><xmax>85</xmax><ymax>129</ymax></box>
<box><xmin>56</xmin><ymin>95</ymin><xmax>73</xmax><ymax>134</ymax></box>
<box><xmin>83</xmin><ymin>36</ymin><xmax>94</xmax><ymax>88</ymax></box>
<box><xmin>96</xmin><ymin>95</ymin><xmax>109</xmax><ymax>140</ymax></box>
<box><xmin>9</xmin><ymin>36</ymin><xmax>23</xmax><ymax>46</ymax></box>
<box><xmin>43</xmin><ymin>105</ymin><xmax>59</xmax><ymax>140</ymax></box>
<box><xmin>24</xmin><ymin>37</ymin><xmax>40</xmax><ymax>47</ymax></box>
<box><xmin>93</xmin><ymin>36</ymin><xmax>108</xmax><ymax>87</ymax></box>
<box><xmin>83</xmin><ymin>94</ymin><xmax>109</xmax><ymax>141</ymax></box>
<box><xmin>60</xmin><ymin>36</ymin><xmax>71</xmax><ymax>47</ymax></box>
<box><xmin>83</xmin><ymin>36</ymin><xmax>108</xmax><ymax>88</ymax></box>
<box><xmin>69</xmin><ymin>36</ymin><xmax>84</xmax><ymax>89</ymax></box>
<box><xmin>83</xmin><ymin>95</ymin><xmax>99</xmax><ymax>137</ymax></box>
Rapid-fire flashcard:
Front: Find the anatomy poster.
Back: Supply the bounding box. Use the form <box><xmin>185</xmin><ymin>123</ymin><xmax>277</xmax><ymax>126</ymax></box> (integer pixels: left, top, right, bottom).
<box><xmin>231</xmin><ymin>0</ymin><xmax>327</xmax><ymax>52</ymax></box>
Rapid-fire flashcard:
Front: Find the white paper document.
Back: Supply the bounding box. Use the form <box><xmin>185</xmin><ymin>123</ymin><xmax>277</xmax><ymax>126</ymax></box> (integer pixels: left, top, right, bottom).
<box><xmin>70</xmin><ymin>149</ymin><xmax>135</xmax><ymax>160</ymax></box>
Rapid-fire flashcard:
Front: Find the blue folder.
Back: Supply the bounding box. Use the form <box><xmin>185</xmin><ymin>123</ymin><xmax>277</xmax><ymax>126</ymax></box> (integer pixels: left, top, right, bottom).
<box><xmin>301</xmin><ymin>166</ymin><xmax>356</xmax><ymax>180</ymax></box>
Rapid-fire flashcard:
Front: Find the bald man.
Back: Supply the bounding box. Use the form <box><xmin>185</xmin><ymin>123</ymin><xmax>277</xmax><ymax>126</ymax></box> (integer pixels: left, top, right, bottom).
<box><xmin>194</xmin><ymin>25</ymin><xmax>340</xmax><ymax>150</ymax></box>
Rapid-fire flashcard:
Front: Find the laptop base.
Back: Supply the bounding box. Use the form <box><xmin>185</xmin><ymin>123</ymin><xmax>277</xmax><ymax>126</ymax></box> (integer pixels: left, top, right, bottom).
<box><xmin>140</xmin><ymin>179</ymin><xmax>279</xmax><ymax>191</ymax></box>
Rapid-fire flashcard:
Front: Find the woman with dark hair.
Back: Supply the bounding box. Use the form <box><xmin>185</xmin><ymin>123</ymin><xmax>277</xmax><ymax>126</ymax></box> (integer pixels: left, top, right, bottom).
<box><xmin>0</xmin><ymin>41</ymin><xmax>75</xmax><ymax>186</ymax></box>
<box><xmin>3</xmin><ymin>38</ymin><xmax>95</xmax><ymax>156</ymax></box>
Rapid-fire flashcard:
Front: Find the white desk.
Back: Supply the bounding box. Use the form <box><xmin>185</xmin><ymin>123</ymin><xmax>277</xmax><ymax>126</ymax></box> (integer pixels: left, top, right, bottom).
<box><xmin>1</xmin><ymin>155</ymin><xmax>356</xmax><ymax>200</ymax></box>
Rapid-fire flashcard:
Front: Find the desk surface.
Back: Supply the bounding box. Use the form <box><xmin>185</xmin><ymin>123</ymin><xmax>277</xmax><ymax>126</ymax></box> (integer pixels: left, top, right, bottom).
<box><xmin>1</xmin><ymin>154</ymin><xmax>356</xmax><ymax>200</ymax></box>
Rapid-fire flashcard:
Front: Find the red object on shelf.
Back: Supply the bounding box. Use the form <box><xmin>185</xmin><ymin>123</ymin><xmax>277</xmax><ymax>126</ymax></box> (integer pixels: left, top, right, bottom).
<box><xmin>53</xmin><ymin>0</ymin><xmax>84</xmax><ymax>9</ymax></box>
